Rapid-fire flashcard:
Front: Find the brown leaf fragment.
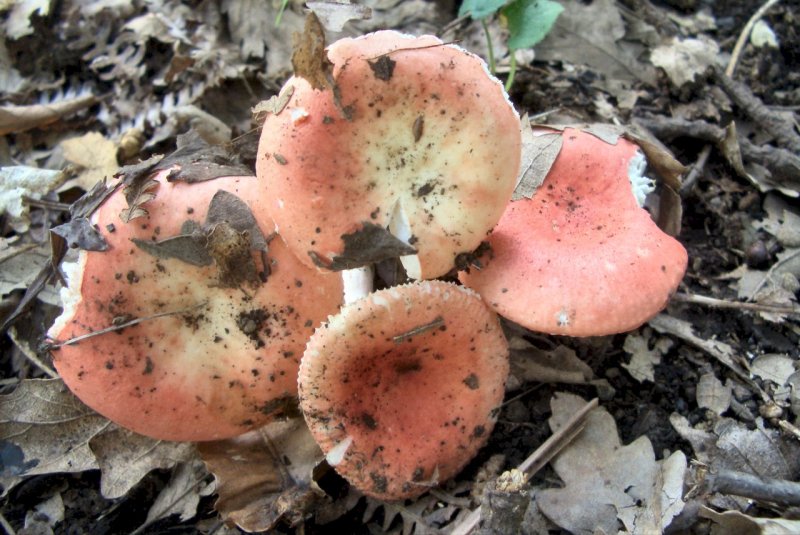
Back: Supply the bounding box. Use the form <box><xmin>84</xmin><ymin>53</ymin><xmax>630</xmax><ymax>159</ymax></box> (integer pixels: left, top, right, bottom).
<box><xmin>115</xmin><ymin>155</ymin><xmax>164</xmax><ymax>223</ymax></box>
<box><xmin>206</xmin><ymin>190</ymin><xmax>268</xmax><ymax>252</ymax></box>
<box><xmin>307</xmin><ymin>1</ymin><xmax>372</xmax><ymax>32</ymax></box>
<box><xmin>252</xmin><ymin>85</ymin><xmax>295</xmax><ymax>124</ymax></box>
<box><xmin>0</xmin><ymin>94</ymin><xmax>98</xmax><ymax>136</ymax></box>
<box><xmin>50</xmin><ymin>218</ymin><xmax>109</xmax><ymax>252</ymax></box>
<box><xmin>309</xmin><ymin>222</ymin><xmax>417</xmax><ymax>271</ymax></box>
<box><xmin>156</xmin><ymin>131</ymin><xmax>253</xmax><ymax>183</ymax></box>
<box><xmin>513</xmin><ymin>127</ymin><xmax>562</xmax><ymax>201</ymax></box>
<box><xmin>198</xmin><ymin>419</ymin><xmax>325</xmax><ymax>533</ymax></box>
<box><xmin>292</xmin><ymin>12</ymin><xmax>334</xmax><ymax>91</ymax></box>
<box><xmin>368</xmin><ymin>55</ymin><xmax>396</xmax><ymax>81</ymax></box>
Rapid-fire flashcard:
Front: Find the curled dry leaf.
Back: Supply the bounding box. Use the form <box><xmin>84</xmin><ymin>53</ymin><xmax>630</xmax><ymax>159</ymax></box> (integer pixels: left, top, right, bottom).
<box><xmin>198</xmin><ymin>418</ymin><xmax>324</xmax><ymax>533</ymax></box>
<box><xmin>538</xmin><ymin>392</ymin><xmax>687</xmax><ymax>534</ymax></box>
<box><xmin>0</xmin><ymin>379</ymin><xmax>194</xmax><ymax>499</ymax></box>
<box><xmin>696</xmin><ymin>373</ymin><xmax>732</xmax><ymax>415</ymax></box>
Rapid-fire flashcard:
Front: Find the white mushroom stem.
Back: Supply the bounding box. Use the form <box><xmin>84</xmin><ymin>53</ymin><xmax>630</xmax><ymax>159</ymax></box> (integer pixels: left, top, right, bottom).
<box><xmin>342</xmin><ymin>265</ymin><xmax>374</xmax><ymax>304</ymax></box>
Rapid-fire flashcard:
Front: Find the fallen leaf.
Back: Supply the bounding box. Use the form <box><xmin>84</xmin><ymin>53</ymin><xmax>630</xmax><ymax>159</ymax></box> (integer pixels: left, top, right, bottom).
<box><xmin>750</xmin><ymin>354</ymin><xmax>796</xmax><ymax>386</ymax></box>
<box><xmin>0</xmin><ymin>379</ymin><xmax>196</xmax><ymax>499</ymax></box>
<box><xmin>622</xmin><ymin>331</ymin><xmax>672</xmax><ymax>383</ymax></box>
<box><xmin>50</xmin><ymin>218</ymin><xmax>109</xmax><ymax>252</ymax></box>
<box><xmin>292</xmin><ymin>12</ymin><xmax>334</xmax><ymax>91</ymax></box>
<box><xmin>670</xmin><ymin>414</ymin><xmax>800</xmax><ymax>480</ymax></box>
<box><xmin>512</xmin><ymin>124</ymin><xmax>562</xmax><ymax>201</ymax></box>
<box><xmin>7</xmin><ymin>0</ymin><xmax>51</xmax><ymax>39</ymax></box>
<box><xmin>537</xmin><ymin>392</ymin><xmax>686</xmax><ymax>534</ymax></box>
<box><xmin>144</xmin><ymin>459</ymin><xmax>213</xmax><ymax>526</ymax></box>
<box><xmin>0</xmin><ymin>166</ymin><xmax>67</xmax><ymax>232</ymax></box>
<box><xmin>697</xmin><ymin>373</ymin><xmax>732</xmax><ymax>415</ymax></box>
<box><xmin>509</xmin><ymin>337</ymin><xmax>594</xmax><ymax>385</ymax></box>
<box><xmin>60</xmin><ymin>132</ymin><xmax>119</xmax><ymax>192</ymax></box>
<box><xmin>198</xmin><ymin>418</ymin><xmax>325</xmax><ymax>532</ymax></box>
<box><xmin>700</xmin><ymin>506</ymin><xmax>800</xmax><ymax>534</ymax></box>
<box><xmin>307</xmin><ymin>1</ymin><xmax>372</xmax><ymax>32</ymax></box>
<box><xmin>650</xmin><ymin>36</ymin><xmax>721</xmax><ymax>87</ymax></box>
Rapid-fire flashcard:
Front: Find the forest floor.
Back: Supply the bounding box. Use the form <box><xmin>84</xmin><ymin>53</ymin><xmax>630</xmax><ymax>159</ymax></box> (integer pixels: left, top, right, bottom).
<box><xmin>1</xmin><ymin>0</ymin><xmax>799</xmax><ymax>534</ymax></box>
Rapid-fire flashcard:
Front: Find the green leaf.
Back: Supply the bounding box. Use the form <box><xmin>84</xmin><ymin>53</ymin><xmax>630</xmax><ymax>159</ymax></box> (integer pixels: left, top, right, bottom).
<box><xmin>503</xmin><ymin>0</ymin><xmax>563</xmax><ymax>50</ymax></box>
<box><xmin>458</xmin><ymin>0</ymin><xmax>508</xmax><ymax>19</ymax></box>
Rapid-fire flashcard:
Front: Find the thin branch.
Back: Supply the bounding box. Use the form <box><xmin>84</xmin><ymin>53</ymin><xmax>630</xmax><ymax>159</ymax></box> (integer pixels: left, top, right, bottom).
<box><xmin>725</xmin><ymin>0</ymin><xmax>782</xmax><ymax>77</ymax></box>
<box><xmin>47</xmin><ymin>302</ymin><xmax>208</xmax><ymax>349</ymax></box>
<box><xmin>8</xmin><ymin>327</ymin><xmax>58</xmax><ymax>379</ymax></box>
<box><xmin>672</xmin><ymin>292</ymin><xmax>800</xmax><ymax>317</ymax></box>
<box><xmin>703</xmin><ymin>467</ymin><xmax>800</xmax><ymax>506</ymax></box>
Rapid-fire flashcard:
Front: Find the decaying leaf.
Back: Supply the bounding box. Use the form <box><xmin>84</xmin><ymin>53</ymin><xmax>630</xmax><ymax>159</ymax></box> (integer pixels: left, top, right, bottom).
<box><xmin>671</xmin><ymin>414</ymin><xmax>800</xmax><ymax>481</ymax></box>
<box><xmin>622</xmin><ymin>331</ymin><xmax>673</xmax><ymax>383</ymax></box>
<box><xmin>198</xmin><ymin>418</ymin><xmax>325</xmax><ymax>533</ymax></box>
<box><xmin>697</xmin><ymin>373</ymin><xmax>732</xmax><ymax>415</ymax></box>
<box><xmin>49</xmin><ymin>218</ymin><xmax>109</xmax><ymax>252</ymax></box>
<box><xmin>60</xmin><ymin>132</ymin><xmax>120</xmax><ymax>192</ymax></box>
<box><xmin>155</xmin><ymin>131</ymin><xmax>253</xmax><ymax>183</ymax></box>
<box><xmin>307</xmin><ymin>1</ymin><xmax>372</xmax><ymax>32</ymax></box>
<box><xmin>252</xmin><ymin>85</ymin><xmax>295</xmax><ymax>124</ymax></box>
<box><xmin>751</xmin><ymin>354</ymin><xmax>796</xmax><ymax>386</ymax></box>
<box><xmin>650</xmin><ymin>36</ymin><xmax>721</xmax><ymax>88</ymax></box>
<box><xmin>132</xmin><ymin>189</ymin><xmax>268</xmax><ymax>288</ymax></box>
<box><xmin>0</xmin><ymin>166</ymin><xmax>67</xmax><ymax>233</ymax></box>
<box><xmin>509</xmin><ymin>337</ymin><xmax>594</xmax><ymax>385</ymax></box>
<box><xmin>0</xmin><ymin>379</ymin><xmax>196</xmax><ymax>499</ymax></box>
<box><xmin>292</xmin><ymin>12</ymin><xmax>334</xmax><ymax>91</ymax></box>
<box><xmin>512</xmin><ymin>122</ymin><xmax>562</xmax><ymax>201</ymax></box>
<box><xmin>700</xmin><ymin>506</ymin><xmax>800</xmax><ymax>534</ymax></box>
<box><xmin>144</xmin><ymin>459</ymin><xmax>213</xmax><ymax>527</ymax></box>
<box><xmin>537</xmin><ymin>392</ymin><xmax>687</xmax><ymax>534</ymax></box>
<box><xmin>309</xmin><ymin>222</ymin><xmax>417</xmax><ymax>271</ymax></box>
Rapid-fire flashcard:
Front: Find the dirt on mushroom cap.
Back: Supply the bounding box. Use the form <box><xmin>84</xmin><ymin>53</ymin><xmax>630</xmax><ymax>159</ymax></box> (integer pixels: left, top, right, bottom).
<box><xmin>298</xmin><ymin>280</ymin><xmax>509</xmax><ymax>500</ymax></box>
<box><xmin>256</xmin><ymin>30</ymin><xmax>521</xmax><ymax>280</ymax></box>
<box><xmin>48</xmin><ymin>173</ymin><xmax>343</xmax><ymax>442</ymax></box>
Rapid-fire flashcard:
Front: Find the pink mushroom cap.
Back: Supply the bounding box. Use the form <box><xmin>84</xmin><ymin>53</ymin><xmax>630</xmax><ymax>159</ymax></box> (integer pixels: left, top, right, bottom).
<box><xmin>298</xmin><ymin>280</ymin><xmax>509</xmax><ymax>500</ymax></box>
<box><xmin>49</xmin><ymin>171</ymin><xmax>343</xmax><ymax>441</ymax></box>
<box><xmin>256</xmin><ymin>30</ymin><xmax>521</xmax><ymax>280</ymax></box>
<box><xmin>459</xmin><ymin>128</ymin><xmax>688</xmax><ymax>336</ymax></box>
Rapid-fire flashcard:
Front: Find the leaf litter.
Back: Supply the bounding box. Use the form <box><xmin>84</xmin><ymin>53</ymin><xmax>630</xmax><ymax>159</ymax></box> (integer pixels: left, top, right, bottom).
<box><xmin>2</xmin><ymin>0</ymin><xmax>800</xmax><ymax>532</ymax></box>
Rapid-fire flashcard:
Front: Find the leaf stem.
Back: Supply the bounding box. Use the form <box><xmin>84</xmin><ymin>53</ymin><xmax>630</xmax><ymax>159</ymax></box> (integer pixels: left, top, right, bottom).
<box><xmin>505</xmin><ymin>49</ymin><xmax>517</xmax><ymax>92</ymax></box>
<box><xmin>481</xmin><ymin>19</ymin><xmax>496</xmax><ymax>74</ymax></box>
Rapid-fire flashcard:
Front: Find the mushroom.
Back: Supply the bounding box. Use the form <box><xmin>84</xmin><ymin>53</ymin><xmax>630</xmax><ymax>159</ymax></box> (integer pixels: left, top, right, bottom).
<box><xmin>48</xmin><ymin>171</ymin><xmax>343</xmax><ymax>441</ymax></box>
<box><xmin>256</xmin><ymin>30</ymin><xmax>521</xmax><ymax>280</ymax></box>
<box><xmin>459</xmin><ymin>127</ymin><xmax>688</xmax><ymax>336</ymax></box>
<box><xmin>298</xmin><ymin>280</ymin><xmax>509</xmax><ymax>500</ymax></box>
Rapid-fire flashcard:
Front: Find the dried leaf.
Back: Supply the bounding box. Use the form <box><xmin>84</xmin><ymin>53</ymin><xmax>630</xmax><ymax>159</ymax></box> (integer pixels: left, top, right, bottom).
<box><xmin>116</xmin><ymin>156</ymin><xmax>164</xmax><ymax>223</ymax></box>
<box><xmin>696</xmin><ymin>373</ymin><xmax>732</xmax><ymax>415</ymax></box>
<box><xmin>309</xmin><ymin>222</ymin><xmax>417</xmax><ymax>271</ymax></box>
<box><xmin>198</xmin><ymin>418</ymin><xmax>325</xmax><ymax>532</ymax></box>
<box><xmin>50</xmin><ymin>218</ymin><xmax>109</xmax><ymax>252</ymax></box>
<box><xmin>750</xmin><ymin>354</ymin><xmax>796</xmax><ymax>386</ymax></box>
<box><xmin>670</xmin><ymin>413</ymin><xmax>800</xmax><ymax>480</ymax></box>
<box><xmin>0</xmin><ymin>166</ymin><xmax>67</xmax><ymax>232</ymax></box>
<box><xmin>0</xmin><ymin>379</ymin><xmax>107</xmax><ymax>495</ymax></box>
<box><xmin>252</xmin><ymin>85</ymin><xmax>295</xmax><ymax>124</ymax></box>
<box><xmin>622</xmin><ymin>332</ymin><xmax>672</xmax><ymax>383</ymax></box>
<box><xmin>144</xmin><ymin>460</ymin><xmax>212</xmax><ymax>525</ymax></box>
<box><xmin>292</xmin><ymin>12</ymin><xmax>333</xmax><ymax>91</ymax></box>
<box><xmin>60</xmin><ymin>132</ymin><xmax>119</xmax><ymax>192</ymax></box>
<box><xmin>0</xmin><ymin>242</ymin><xmax>51</xmax><ymax>300</ymax></box>
<box><xmin>700</xmin><ymin>506</ymin><xmax>800</xmax><ymax>535</ymax></box>
<box><xmin>307</xmin><ymin>1</ymin><xmax>372</xmax><ymax>32</ymax></box>
<box><xmin>509</xmin><ymin>338</ymin><xmax>594</xmax><ymax>385</ymax></box>
<box><xmin>651</xmin><ymin>36</ymin><xmax>720</xmax><ymax>87</ymax></box>
<box><xmin>0</xmin><ymin>379</ymin><xmax>197</xmax><ymax>499</ymax></box>
<box><xmin>537</xmin><ymin>392</ymin><xmax>686</xmax><ymax>534</ymax></box>
<box><xmin>155</xmin><ymin>131</ymin><xmax>252</xmax><ymax>183</ymax></box>
<box><xmin>512</xmin><ymin>124</ymin><xmax>562</xmax><ymax>201</ymax></box>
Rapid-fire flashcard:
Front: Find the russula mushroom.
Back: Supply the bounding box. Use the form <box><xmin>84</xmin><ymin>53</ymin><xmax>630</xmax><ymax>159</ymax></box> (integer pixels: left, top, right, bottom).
<box><xmin>48</xmin><ymin>170</ymin><xmax>343</xmax><ymax>441</ymax></box>
<box><xmin>256</xmin><ymin>30</ymin><xmax>521</xmax><ymax>280</ymax></box>
<box><xmin>459</xmin><ymin>127</ymin><xmax>688</xmax><ymax>336</ymax></box>
<box><xmin>298</xmin><ymin>280</ymin><xmax>509</xmax><ymax>500</ymax></box>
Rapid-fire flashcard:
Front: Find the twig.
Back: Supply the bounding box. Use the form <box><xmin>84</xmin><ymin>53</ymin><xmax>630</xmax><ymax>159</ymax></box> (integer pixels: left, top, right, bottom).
<box><xmin>8</xmin><ymin>327</ymin><xmax>58</xmax><ymax>379</ymax></box>
<box><xmin>703</xmin><ymin>467</ymin><xmax>800</xmax><ymax>506</ymax></box>
<box><xmin>0</xmin><ymin>510</ymin><xmax>16</xmax><ymax>535</ymax></box>
<box><xmin>22</xmin><ymin>196</ymin><xmax>72</xmax><ymax>212</ymax></box>
<box><xmin>47</xmin><ymin>302</ymin><xmax>208</xmax><ymax>349</ymax></box>
<box><xmin>672</xmin><ymin>291</ymin><xmax>800</xmax><ymax>317</ymax></box>
<box><xmin>725</xmin><ymin>0</ymin><xmax>782</xmax><ymax>77</ymax></box>
<box><xmin>450</xmin><ymin>398</ymin><xmax>599</xmax><ymax>535</ymax></box>
<box><xmin>680</xmin><ymin>145</ymin><xmax>712</xmax><ymax>196</ymax></box>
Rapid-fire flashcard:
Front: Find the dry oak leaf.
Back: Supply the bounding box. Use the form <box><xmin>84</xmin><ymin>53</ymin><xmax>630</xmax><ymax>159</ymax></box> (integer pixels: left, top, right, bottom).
<box><xmin>537</xmin><ymin>392</ymin><xmax>686</xmax><ymax>534</ymax></box>
<box><xmin>0</xmin><ymin>379</ymin><xmax>195</xmax><ymax>499</ymax></box>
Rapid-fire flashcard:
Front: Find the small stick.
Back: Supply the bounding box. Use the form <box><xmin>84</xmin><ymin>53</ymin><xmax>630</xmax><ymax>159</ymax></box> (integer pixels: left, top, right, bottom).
<box><xmin>8</xmin><ymin>327</ymin><xmax>58</xmax><ymax>379</ymax></box>
<box><xmin>392</xmin><ymin>316</ymin><xmax>445</xmax><ymax>344</ymax></box>
<box><xmin>450</xmin><ymin>398</ymin><xmax>599</xmax><ymax>535</ymax></box>
<box><xmin>704</xmin><ymin>467</ymin><xmax>800</xmax><ymax>506</ymax></box>
<box><xmin>725</xmin><ymin>0</ymin><xmax>782</xmax><ymax>77</ymax></box>
<box><xmin>672</xmin><ymin>291</ymin><xmax>800</xmax><ymax>317</ymax></box>
<box><xmin>47</xmin><ymin>302</ymin><xmax>208</xmax><ymax>349</ymax></box>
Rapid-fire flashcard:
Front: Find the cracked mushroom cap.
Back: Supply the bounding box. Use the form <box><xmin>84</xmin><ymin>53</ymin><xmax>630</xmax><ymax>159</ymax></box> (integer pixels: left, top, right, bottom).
<box><xmin>48</xmin><ymin>171</ymin><xmax>343</xmax><ymax>441</ymax></box>
<box><xmin>256</xmin><ymin>30</ymin><xmax>521</xmax><ymax>279</ymax></box>
<box><xmin>459</xmin><ymin>128</ymin><xmax>688</xmax><ymax>336</ymax></box>
<box><xmin>298</xmin><ymin>280</ymin><xmax>509</xmax><ymax>500</ymax></box>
